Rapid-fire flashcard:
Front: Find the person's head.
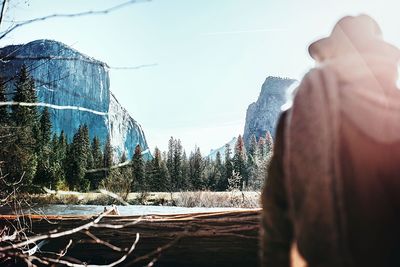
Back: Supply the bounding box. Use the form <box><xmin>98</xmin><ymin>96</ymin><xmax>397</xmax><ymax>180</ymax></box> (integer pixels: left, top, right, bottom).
<box><xmin>309</xmin><ymin>14</ymin><xmax>400</xmax><ymax>63</ymax></box>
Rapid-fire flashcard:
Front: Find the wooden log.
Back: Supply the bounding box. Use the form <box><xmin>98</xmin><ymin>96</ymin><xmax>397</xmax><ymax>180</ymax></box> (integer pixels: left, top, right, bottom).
<box><xmin>0</xmin><ymin>209</ymin><xmax>261</xmax><ymax>267</ymax></box>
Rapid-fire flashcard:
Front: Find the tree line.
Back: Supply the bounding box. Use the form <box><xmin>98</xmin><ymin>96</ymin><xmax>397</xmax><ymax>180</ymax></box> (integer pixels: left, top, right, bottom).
<box><xmin>103</xmin><ymin>133</ymin><xmax>273</xmax><ymax>194</ymax></box>
<box><xmin>0</xmin><ymin>65</ymin><xmax>273</xmax><ymax>193</ymax></box>
<box><xmin>148</xmin><ymin>134</ymin><xmax>272</xmax><ymax>192</ymax></box>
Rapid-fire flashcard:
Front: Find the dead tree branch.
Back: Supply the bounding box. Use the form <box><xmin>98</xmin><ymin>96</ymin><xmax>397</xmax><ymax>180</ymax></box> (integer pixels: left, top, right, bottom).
<box><xmin>0</xmin><ymin>0</ymin><xmax>7</xmax><ymax>29</ymax></box>
<box><xmin>0</xmin><ymin>205</ymin><xmax>142</xmax><ymax>266</ymax></box>
<box><xmin>0</xmin><ymin>206</ymin><xmax>139</xmax><ymax>251</ymax></box>
<box><xmin>0</xmin><ymin>0</ymin><xmax>152</xmax><ymax>40</ymax></box>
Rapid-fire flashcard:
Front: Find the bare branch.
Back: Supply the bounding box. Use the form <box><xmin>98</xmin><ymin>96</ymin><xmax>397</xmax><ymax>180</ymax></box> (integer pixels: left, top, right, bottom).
<box><xmin>0</xmin><ymin>0</ymin><xmax>7</xmax><ymax>29</ymax></box>
<box><xmin>124</xmin><ymin>235</ymin><xmax>182</xmax><ymax>266</ymax></box>
<box><xmin>99</xmin><ymin>189</ymin><xmax>130</xmax><ymax>206</ymax></box>
<box><xmin>1</xmin><ymin>204</ymin><xmax>142</xmax><ymax>266</ymax></box>
<box><xmin>83</xmin><ymin>231</ymin><xmax>125</xmax><ymax>252</ymax></box>
<box><xmin>0</xmin><ymin>0</ymin><xmax>152</xmax><ymax>40</ymax></box>
<box><xmin>31</xmin><ymin>233</ymin><xmax>140</xmax><ymax>267</ymax></box>
<box><xmin>0</xmin><ymin>206</ymin><xmax>139</xmax><ymax>251</ymax></box>
<box><xmin>57</xmin><ymin>239</ymin><xmax>72</xmax><ymax>258</ymax></box>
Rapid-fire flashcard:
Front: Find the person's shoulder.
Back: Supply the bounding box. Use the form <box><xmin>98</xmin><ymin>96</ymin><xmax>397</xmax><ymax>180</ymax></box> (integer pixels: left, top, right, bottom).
<box><xmin>292</xmin><ymin>67</ymin><xmax>332</xmax><ymax>103</ymax></box>
<box><xmin>282</xmin><ymin>68</ymin><xmax>322</xmax><ymax>112</ymax></box>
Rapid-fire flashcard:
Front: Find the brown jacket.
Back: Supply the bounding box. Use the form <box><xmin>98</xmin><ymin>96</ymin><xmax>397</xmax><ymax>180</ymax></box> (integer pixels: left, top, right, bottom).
<box><xmin>261</xmin><ymin>54</ymin><xmax>400</xmax><ymax>267</ymax></box>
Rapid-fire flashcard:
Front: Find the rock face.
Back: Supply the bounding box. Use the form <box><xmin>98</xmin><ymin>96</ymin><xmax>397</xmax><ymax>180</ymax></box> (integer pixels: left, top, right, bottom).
<box><xmin>0</xmin><ymin>39</ymin><xmax>151</xmax><ymax>160</ymax></box>
<box><xmin>243</xmin><ymin>76</ymin><xmax>297</xmax><ymax>146</ymax></box>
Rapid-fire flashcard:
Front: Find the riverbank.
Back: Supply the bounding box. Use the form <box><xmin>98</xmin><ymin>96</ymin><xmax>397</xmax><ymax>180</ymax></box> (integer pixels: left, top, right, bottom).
<box><xmin>26</xmin><ymin>191</ymin><xmax>261</xmax><ymax>208</ymax></box>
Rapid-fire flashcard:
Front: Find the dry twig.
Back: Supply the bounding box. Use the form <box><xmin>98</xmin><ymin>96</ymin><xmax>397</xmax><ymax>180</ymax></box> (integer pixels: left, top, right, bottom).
<box><xmin>0</xmin><ymin>0</ymin><xmax>151</xmax><ymax>40</ymax></box>
<box><xmin>0</xmin><ymin>202</ymin><xmax>142</xmax><ymax>266</ymax></box>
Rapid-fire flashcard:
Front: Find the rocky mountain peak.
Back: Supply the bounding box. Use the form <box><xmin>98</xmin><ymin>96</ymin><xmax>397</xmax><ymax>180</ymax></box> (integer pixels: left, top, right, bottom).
<box><xmin>0</xmin><ymin>39</ymin><xmax>151</xmax><ymax>160</ymax></box>
<box><xmin>243</xmin><ymin>76</ymin><xmax>297</xmax><ymax>146</ymax></box>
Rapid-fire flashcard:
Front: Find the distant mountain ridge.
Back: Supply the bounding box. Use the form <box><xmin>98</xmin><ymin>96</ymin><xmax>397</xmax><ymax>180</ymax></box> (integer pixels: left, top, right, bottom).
<box><xmin>208</xmin><ymin>76</ymin><xmax>297</xmax><ymax>158</ymax></box>
<box><xmin>0</xmin><ymin>39</ymin><xmax>151</xmax><ymax>159</ymax></box>
<box><xmin>208</xmin><ymin>137</ymin><xmax>238</xmax><ymax>160</ymax></box>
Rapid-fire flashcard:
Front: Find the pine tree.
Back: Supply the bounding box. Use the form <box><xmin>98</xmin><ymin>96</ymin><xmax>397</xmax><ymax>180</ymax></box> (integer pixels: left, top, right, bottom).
<box><xmin>103</xmin><ymin>135</ymin><xmax>113</xmax><ymax>180</ymax></box>
<box><xmin>82</xmin><ymin>128</ymin><xmax>93</xmax><ymax>172</ymax></box>
<box><xmin>247</xmin><ymin>134</ymin><xmax>259</xmax><ymax>189</ymax></box>
<box><xmin>144</xmin><ymin>159</ymin><xmax>153</xmax><ymax>190</ymax></box>
<box><xmin>79</xmin><ymin>125</ymin><xmax>91</xmax><ymax>191</ymax></box>
<box><xmin>47</xmin><ymin>133</ymin><xmax>65</xmax><ymax>189</ymax></box>
<box><xmin>86</xmin><ymin>147</ymin><xmax>94</xmax><ymax>171</ymax></box>
<box><xmin>86</xmin><ymin>136</ymin><xmax>104</xmax><ymax>189</ymax></box>
<box><xmin>215</xmin><ymin>151</ymin><xmax>222</xmax><ymax>169</ymax></box>
<box><xmin>181</xmin><ymin>151</ymin><xmax>189</xmax><ymax>187</ymax></box>
<box><xmin>215</xmin><ymin>151</ymin><xmax>226</xmax><ymax>191</ymax></box>
<box><xmin>131</xmin><ymin>144</ymin><xmax>145</xmax><ymax>192</ymax></box>
<box><xmin>103</xmin><ymin>136</ymin><xmax>113</xmax><ymax>169</ymax></box>
<box><xmin>11</xmin><ymin>65</ymin><xmax>38</xmax><ymax>126</ymax></box>
<box><xmin>166</xmin><ymin>136</ymin><xmax>174</xmax><ymax>179</ymax></box>
<box><xmin>91</xmin><ymin>137</ymin><xmax>103</xmax><ymax>168</ymax></box>
<box><xmin>65</xmin><ymin>125</ymin><xmax>90</xmax><ymax>191</ymax></box>
<box><xmin>173</xmin><ymin>139</ymin><xmax>184</xmax><ymax>189</ymax></box>
<box><xmin>248</xmin><ymin>134</ymin><xmax>259</xmax><ymax>162</ymax></box>
<box><xmin>233</xmin><ymin>135</ymin><xmax>247</xmax><ymax>190</ymax></box>
<box><xmin>257</xmin><ymin>137</ymin><xmax>266</xmax><ymax>158</ymax></box>
<box><xmin>81</xmin><ymin>125</ymin><xmax>90</xmax><ymax>150</ymax></box>
<box><xmin>159</xmin><ymin>158</ymin><xmax>170</xmax><ymax>191</ymax></box>
<box><xmin>166</xmin><ymin>137</ymin><xmax>184</xmax><ymax>191</ymax></box>
<box><xmin>189</xmin><ymin>146</ymin><xmax>203</xmax><ymax>190</ymax></box>
<box><xmin>119</xmin><ymin>152</ymin><xmax>132</xmax><ymax>191</ymax></box>
<box><xmin>49</xmin><ymin>133</ymin><xmax>60</xmax><ymax>181</ymax></box>
<box><xmin>202</xmin><ymin>157</ymin><xmax>218</xmax><ymax>191</ymax></box>
<box><xmin>65</xmin><ymin>129</ymin><xmax>77</xmax><ymax>190</ymax></box>
<box><xmin>148</xmin><ymin>147</ymin><xmax>170</xmax><ymax>192</ymax></box>
<box><xmin>34</xmin><ymin>107</ymin><xmax>53</xmax><ymax>187</ymax></box>
<box><xmin>39</xmin><ymin>107</ymin><xmax>51</xmax><ymax>146</ymax></box>
<box><xmin>265</xmin><ymin>131</ymin><xmax>274</xmax><ymax>156</ymax></box>
<box><xmin>58</xmin><ymin>130</ymin><xmax>67</xmax><ymax>156</ymax></box>
<box><xmin>6</xmin><ymin>65</ymin><xmax>39</xmax><ymax>188</ymax></box>
<box><xmin>58</xmin><ymin>130</ymin><xmax>68</xmax><ymax>178</ymax></box>
<box><xmin>222</xmin><ymin>144</ymin><xmax>233</xmax><ymax>191</ymax></box>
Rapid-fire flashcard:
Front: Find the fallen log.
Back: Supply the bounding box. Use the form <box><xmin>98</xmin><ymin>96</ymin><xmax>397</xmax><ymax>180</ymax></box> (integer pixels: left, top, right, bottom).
<box><xmin>0</xmin><ymin>209</ymin><xmax>261</xmax><ymax>267</ymax></box>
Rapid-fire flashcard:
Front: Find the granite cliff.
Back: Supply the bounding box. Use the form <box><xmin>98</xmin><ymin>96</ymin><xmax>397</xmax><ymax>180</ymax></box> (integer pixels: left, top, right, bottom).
<box><xmin>0</xmin><ymin>39</ymin><xmax>151</xmax><ymax>160</ymax></box>
<box><xmin>243</xmin><ymin>76</ymin><xmax>297</xmax><ymax>146</ymax></box>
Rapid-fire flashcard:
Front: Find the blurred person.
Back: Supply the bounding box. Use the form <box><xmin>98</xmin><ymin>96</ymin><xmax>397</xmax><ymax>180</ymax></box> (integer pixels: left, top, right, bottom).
<box><xmin>261</xmin><ymin>15</ymin><xmax>400</xmax><ymax>267</ymax></box>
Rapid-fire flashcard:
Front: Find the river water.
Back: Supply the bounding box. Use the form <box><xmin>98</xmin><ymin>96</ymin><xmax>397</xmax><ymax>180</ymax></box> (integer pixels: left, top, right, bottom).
<box><xmin>19</xmin><ymin>204</ymin><xmax>248</xmax><ymax>216</ymax></box>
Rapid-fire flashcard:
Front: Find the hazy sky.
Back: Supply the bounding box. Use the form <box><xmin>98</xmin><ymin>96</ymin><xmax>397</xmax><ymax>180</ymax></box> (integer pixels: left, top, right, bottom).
<box><xmin>2</xmin><ymin>0</ymin><xmax>400</xmax><ymax>154</ymax></box>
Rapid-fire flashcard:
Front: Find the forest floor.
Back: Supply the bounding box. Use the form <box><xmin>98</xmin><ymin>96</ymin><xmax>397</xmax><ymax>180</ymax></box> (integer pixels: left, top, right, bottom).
<box><xmin>27</xmin><ymin>191</ymin><xmax>261</xmax><ymax>208</ymax></box>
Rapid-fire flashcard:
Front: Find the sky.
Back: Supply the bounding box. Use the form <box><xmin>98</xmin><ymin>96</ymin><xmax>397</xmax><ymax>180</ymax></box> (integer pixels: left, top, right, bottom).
<box><xmin>2</xmin><ymin>0</ymin><xmax>400</xmax><ymax>154</ymax></box>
